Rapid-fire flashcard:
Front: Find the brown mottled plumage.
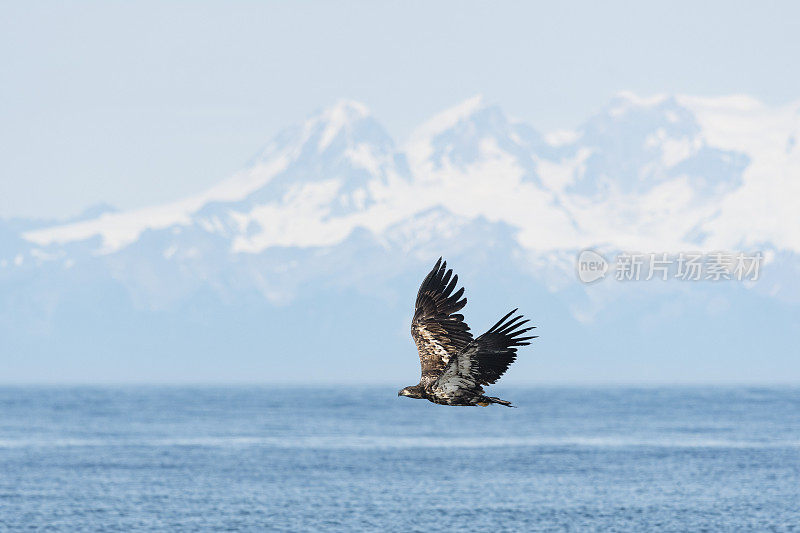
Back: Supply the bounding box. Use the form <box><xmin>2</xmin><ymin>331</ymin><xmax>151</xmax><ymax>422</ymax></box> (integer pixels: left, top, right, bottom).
<box><xmin>399</xmin><ymin>258</ymin><xmax>537</xmax><ymax>407</ymax></box>
<box><xmin>410</xmin><ymin>257</ymin><xmax>472</xmax><ymax>387</ymax></box>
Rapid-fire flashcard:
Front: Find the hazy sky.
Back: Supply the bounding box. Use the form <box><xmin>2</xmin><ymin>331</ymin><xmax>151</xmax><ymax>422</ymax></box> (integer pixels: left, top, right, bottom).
<box><xmin>2</xmin><ymin>0</ymin><xmax>799</xmax><ymax>219</ymax></box>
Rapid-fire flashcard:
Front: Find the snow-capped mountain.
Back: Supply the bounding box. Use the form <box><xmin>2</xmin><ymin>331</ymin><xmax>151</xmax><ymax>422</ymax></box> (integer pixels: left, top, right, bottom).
<box><xmin>14</xmin><ymin>93</ymin><xmax>800</xmax><ymax>260</ymax></box>
<box><xmin>2</xmin><ymin>94</ymin><xmax>799</xmax><ymax>383</ymax></box>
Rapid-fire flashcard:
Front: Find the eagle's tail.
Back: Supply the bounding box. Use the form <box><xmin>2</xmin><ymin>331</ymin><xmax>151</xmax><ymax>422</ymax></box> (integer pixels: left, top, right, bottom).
<box><xmin>478</xmin><ymin>395</ymin><xmax>515</xmax><ymax>408</ymax></box>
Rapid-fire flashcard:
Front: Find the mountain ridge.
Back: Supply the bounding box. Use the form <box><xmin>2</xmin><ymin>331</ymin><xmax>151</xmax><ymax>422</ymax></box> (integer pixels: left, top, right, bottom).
<box><xmin>17</xmin><ymin>92</ymin><xmax>800</xmax><ymax>257</ymax></box>
<box><xmin>2</xmin><ymin>93</ymin><xmax>799</xmax><ymax>383</ymax></box>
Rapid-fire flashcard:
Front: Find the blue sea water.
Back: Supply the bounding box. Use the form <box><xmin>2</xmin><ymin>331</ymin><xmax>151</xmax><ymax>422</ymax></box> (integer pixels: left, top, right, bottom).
<box><xmin>0</xmin><ymin>386</ymin><xmax>799</xmax><ymax>531</ymax></box>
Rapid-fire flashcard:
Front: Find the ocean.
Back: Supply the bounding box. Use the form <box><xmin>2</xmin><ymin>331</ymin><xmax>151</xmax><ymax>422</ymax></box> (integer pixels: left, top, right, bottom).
<box><xmin>1</xmin><ymin>386</ymin><xmax>798</xmax><ymax>531</ymax></box>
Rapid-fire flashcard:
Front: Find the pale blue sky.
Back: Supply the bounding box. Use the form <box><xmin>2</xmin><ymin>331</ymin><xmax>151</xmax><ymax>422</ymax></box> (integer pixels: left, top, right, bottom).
<box><xmin>1</xmin><ymin>0</ymin><xmax>799</xmax><ymax>218</ymax></box>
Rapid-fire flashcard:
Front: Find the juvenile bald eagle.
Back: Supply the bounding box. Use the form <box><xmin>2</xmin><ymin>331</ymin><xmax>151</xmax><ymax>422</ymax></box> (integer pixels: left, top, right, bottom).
<box><xmin>398</xmin><ymin>258</ymin><xmax>536</xmax><ymax>407</ymax></box>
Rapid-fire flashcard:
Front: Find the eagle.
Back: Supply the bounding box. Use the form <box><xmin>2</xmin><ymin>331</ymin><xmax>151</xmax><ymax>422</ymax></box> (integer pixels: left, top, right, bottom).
<box><xmin>398</xmin><ymin>258</ymin><xmax>536</xmax><ymax>407</ymax></box>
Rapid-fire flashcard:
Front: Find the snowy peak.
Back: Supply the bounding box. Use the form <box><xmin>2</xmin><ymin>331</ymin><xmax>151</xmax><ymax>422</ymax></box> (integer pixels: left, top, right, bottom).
<box><xmin>410</xmin><ymin>95</ymin><xmax>487</xmax><ymax>140</ymax></box>
<box><xmin>256</xmin><ymin>99</ymin><xmax>394</xmax><ymax>162</ymax></box>
<box><xmin>233</xmin><ymin>99</ymin><xmax>410</xmax><ymax>237</ymax></box>
<box><xmin>406</xmin><ymin>96</ymin><xmax>546</xmax><ymax>189</ymax></box>
<box><xmin>246</xmin><ymin>99</ymin><xmax>406</xmax><ymax>199</ymax></box>
<box><xmin>563</xmin><ymin>93</ymin><xmax>747</xmax><ymax>200</ymax></box>
<box><xmin>585</xmin><ymin>92</ymin><xmax>699</xmax><ymax>141</ymax></box>
<box><xmin>315</xmin><ymin>99</ymin><xmax>373</xmax><ymax>151</ymax></box>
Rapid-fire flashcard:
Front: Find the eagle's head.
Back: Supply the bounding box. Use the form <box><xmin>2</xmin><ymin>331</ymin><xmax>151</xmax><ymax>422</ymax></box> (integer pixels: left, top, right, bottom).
<box><xmin>398</xmin><ymin>385</ymin><xmax>425</xmax><ymax>399</ymax></box>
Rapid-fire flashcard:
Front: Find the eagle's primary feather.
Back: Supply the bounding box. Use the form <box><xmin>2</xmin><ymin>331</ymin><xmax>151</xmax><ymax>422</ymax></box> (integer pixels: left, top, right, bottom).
<box><xmin>400</xmin><ymin>258</ymin><xmax>537</xmax><ymax>407</ymax></box>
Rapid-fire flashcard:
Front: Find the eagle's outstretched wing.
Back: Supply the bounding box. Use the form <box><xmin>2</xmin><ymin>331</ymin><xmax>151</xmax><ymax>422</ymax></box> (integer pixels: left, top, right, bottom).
<box><xmin>432</xmin><ymin>309</ymin><xmax>536</xmax><ymax>399</ymax></box>
<box><xmin>411</xmin><ymin>258</ymin><xmax>473</xmax><ymax>386</ymax></box>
